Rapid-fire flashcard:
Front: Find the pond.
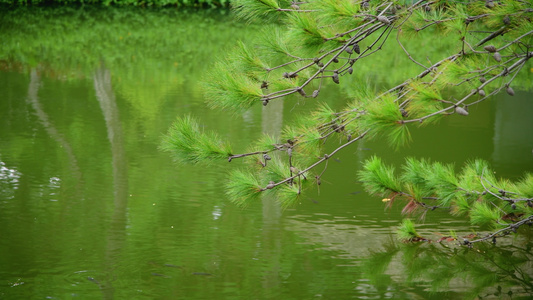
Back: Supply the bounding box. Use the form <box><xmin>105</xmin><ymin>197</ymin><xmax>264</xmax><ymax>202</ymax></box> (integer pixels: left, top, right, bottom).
<box><xmin>1</xmin><ymin>6</ymin><xmax>533</xmax><ymax>299</ymax></box>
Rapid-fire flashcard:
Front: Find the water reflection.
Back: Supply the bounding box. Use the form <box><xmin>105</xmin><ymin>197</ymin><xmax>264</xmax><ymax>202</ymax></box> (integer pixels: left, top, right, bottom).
<box><xmin>93</xmin><ymin>66</ymin><xmax>129</xmax><ymax>299</ymax></box>
<box><xmin>0</xmin><ymin>6</ymin><xmax>533</xmax><ymax>300</ymax></box>
<box><xmin>27</xmin><ymin>69</ymin><xmax>83</xmax><ymax>190</ymax></box>
<box><xmin>286</xmin><ymin>213</ymin><xmax>394</xmax><ymax>259</ymax></box>
<box><xmin>260</xmin><ymin>96</ymin><xmax>285</xmax><ymax>298</ymax></box>
<box><xmin>359</xmin><ymin>239</ymin><xmax>533</xmax><ymax>299</ymax></box>
<box><xmin>0</xmin><ymin>160</ymin><xmax>21</xmax><ymax>200</ymax></box>
<box><xmin>493</xmin><ymin>91</ymin><xmax>533</xmax><ymax>178</ymax></box>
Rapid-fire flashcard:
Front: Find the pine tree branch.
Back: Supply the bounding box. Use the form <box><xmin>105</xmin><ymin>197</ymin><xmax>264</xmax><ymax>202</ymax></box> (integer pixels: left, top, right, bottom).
<box><xmin>396</xmin><ymin>28</ymin><xmax>428</xmax><ymax>69</ymax></box>
<box><xmin>166</xmin><ymin>1</ymin><xmax>533</xmax><ymax>240</ymax></box>
<box><xmin>261</xmin><ymin>130</ymin><xmax>369</xmax><ymax>190</ymax></box>
<box><xmin>476</xmin><ymin>26</ymin><xmax>510</xmax><ymax>47</ymax></box>
<box><xmin>402</xmin><ymin>54</ymin><xmax>531</xmax><ymax>124</ymax></box>
<box><xmin>467</xmin><ymin>215</ymin><xmax>533</xmax><ymax>245</ymax></box>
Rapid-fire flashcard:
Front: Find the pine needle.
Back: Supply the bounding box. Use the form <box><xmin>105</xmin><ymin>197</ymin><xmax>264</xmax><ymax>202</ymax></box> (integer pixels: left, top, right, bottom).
<box><xmin>397</xmin><ymin>219</ymin><xmax>422</xmax><ymax>242</ymax></box>
<box><xmin>226</xmin><ymin>169</ymin><xmax>263</xmax><ymax>207</ymax></box>
<box><xmin>160</xmin><ymin>115</ymin><xmax>233</xmax><ymax>164</ymax></box>
<box><xmin>232</xmin><ymin>0</ymin><xmax>282</xmax><ymax>23</ymax></box>
<box><xmin>471</xmin><ymin>201</ymin><xmax>501</xmax><ymax>229</ymax></box>
<box><xmin>358</xmin><ymin>156</ymin><xmax>402</xmax><ymax>196</ymax></box>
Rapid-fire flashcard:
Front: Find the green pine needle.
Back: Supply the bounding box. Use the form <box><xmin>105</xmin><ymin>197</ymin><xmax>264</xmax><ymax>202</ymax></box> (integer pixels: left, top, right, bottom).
<box><xmin>251</xmin><ymin>134</ymin><xmax>278</xmax><ymax>152</ymax></box>
<box><xmin>471</xmin><ymin>201</ymin><xmax>501</xmax><ymax>229</ymax></box>
<box><xmin>458</xmin><ymin>159</ymin><xmax>491</xmax><ymax>191</ymax></box>
<box><xmin>364</xmin><ymin>94</ymin><xmax>411</xmax><ymax>149</ymax></box>
<box><xmin>397</xmin><ymin>219</ymin><xmax>421</xmax><ymax>242</ymax></box>
<box><xmin>427</xmin><ymin>162</ymin><xmax>459</xmax><ymax>207</ymax></box>
<box><xmin>408</xmin><ymin>81</ymin><xmax>443</xmax><ymax>102</ymax></box>
<box><xmin>401</xmin><ymin>157</ymin><xmax>432</xmax><ymax>187</ymax></box>
<box><xmin>451</xmin><ymin>194</ymin><xmax>470</xmax><ymax>217</ymax></box>
<box><xmin>264</xmin><ymin>160</ymin><xmax>291</xmax><ymax>183</ymax></box>
<box><xmin>232</xmin><ymin>40</ymin><xmax>270</xmax><ymax>79</ymax></box>
<box><xmin>232</xmin><ymin>0</ymin><xmax>283</xmax><ymax>23</ymax></box>
<box><xmin>514</xmin><ymin>173</ymin><xmax>533</xmax><ymax>198</ymax></box>
<box><xmin>160</xmin><ymin>116</ymin><xmax>233</xmax><ymax>164</ymax></box>
<box><xmin>405</xmin><ymin>81</ymin><xmax>445</xmax><ymax>123</ymax></box>
<box><xmin>226</xmin><ymin>169</ymin><xmax>263</xmax><ymax>207</ymax></box>
<box><xmin>312</xmin><ymin>103</ymin><xmax>337</xmax><ymax>123</ymax></box>
<box><xmin>297</xmin><ymin>128</ymin><xmax>323</xmax><ymax>158</ymax></box>
<box><xmin>269</xmin><ymin>76</ymin><xmax>301</xmax><ymax>92</ymax></box>
<box><xmin>204</xmin><ymin>61</ymin><xmax>263</xmax><ymax>112</ymax></box>
<box><xmin>315</xmin><ymin>0</ymin><xmax>361</xmax><ymax>27</ymax></box>
<box><xmin>275</xmin><ymin>184</ymin><xmax>301</xmax><ymax>209</ymax></box>
<box><xmin>258</xmin><ymin>26</ymin><xmax>295</xmax><ymax>60</ymax></box>
<box><xmin>287</xmin><ymin>13</ymin><xmax>328</xmax><ymax>52</ymax></box>
<box><xmin>358</xmin><ymin>156</ymin><xmax>402</xmax><ymax>196</ymax></box>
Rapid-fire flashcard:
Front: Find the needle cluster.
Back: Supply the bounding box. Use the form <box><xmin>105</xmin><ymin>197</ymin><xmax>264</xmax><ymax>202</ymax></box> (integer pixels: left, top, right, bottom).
<box><xmin>162</xmin><ymin>0</ymin><xmax>533</xmax><ymax>244</ymax></box>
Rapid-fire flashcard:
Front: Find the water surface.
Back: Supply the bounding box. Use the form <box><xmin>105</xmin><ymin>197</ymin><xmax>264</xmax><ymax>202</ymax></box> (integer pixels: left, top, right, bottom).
<box><xmin>1</xmin><ymin>7</ymin><xmax>533</xmax><ymax>299</ymax></box>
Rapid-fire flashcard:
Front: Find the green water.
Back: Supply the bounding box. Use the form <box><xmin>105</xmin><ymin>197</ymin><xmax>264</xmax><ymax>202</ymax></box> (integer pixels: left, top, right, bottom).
<box><xmin>1</xmin><ymin>7</ymin><xmax>533</xmax><ymax>300</ymax></box>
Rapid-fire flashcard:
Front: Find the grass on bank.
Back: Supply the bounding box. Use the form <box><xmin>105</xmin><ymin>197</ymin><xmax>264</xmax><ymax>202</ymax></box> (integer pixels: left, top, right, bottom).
<box><xmin>0</xmin><ymin>0</ymin><xmax>230</xmax><ymax>7</ymax></box>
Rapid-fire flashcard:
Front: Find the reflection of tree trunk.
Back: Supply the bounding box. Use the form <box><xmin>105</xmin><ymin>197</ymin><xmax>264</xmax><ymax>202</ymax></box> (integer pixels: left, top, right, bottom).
<box><xmin>492</xmin><ymin>93</ymin><xmax>533</xmax><ymax>175</ymax></box>
<box><xmin>260</xmin><ymin>101</ymin><xmax>283</xmax><ymax>295</ymax></box>
<box><xmin>261</xmin><ymin>99</ymin><xmax>283</xmax><ymax>223</ymax></box>
<box><xmin>93</xmin><ymin>67</ymin><xmax>128</xmax><ymax>300</ymax></box>
<box><xmin>261</xmin><ymin>100</ymin><xmax>284</xmax><ymax>139</ymax></box>
<box><xmin>27</xmin><ymin>69</ymin><xmax>82</xmax><ymax>196</ymax></box>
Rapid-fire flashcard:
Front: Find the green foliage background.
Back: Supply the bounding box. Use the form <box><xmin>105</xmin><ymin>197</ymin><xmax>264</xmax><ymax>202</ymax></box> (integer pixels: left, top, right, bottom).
<box><xmin>0</xmin><ymin>0</ymin><xmax>229</xmax><ymax>7</ymax></box>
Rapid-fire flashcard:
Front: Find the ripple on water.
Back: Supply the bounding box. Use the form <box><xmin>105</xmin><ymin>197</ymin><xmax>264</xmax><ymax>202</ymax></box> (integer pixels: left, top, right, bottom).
<box><xmin>63</xmin><ymin>269</ymin><xmax>116</xmax><ymax>291</ymax></box>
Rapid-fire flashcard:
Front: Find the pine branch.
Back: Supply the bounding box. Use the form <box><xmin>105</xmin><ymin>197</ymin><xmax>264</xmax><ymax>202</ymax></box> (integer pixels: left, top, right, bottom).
<box><xmin>164</xmin><ymin>1</ymin><xmax>533</xmax><ymax>231</ymax></box>
<box><xmin>358</xmin><ymin>157</ymin><xmax>533</xmax><ymax>245</ymax></box>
